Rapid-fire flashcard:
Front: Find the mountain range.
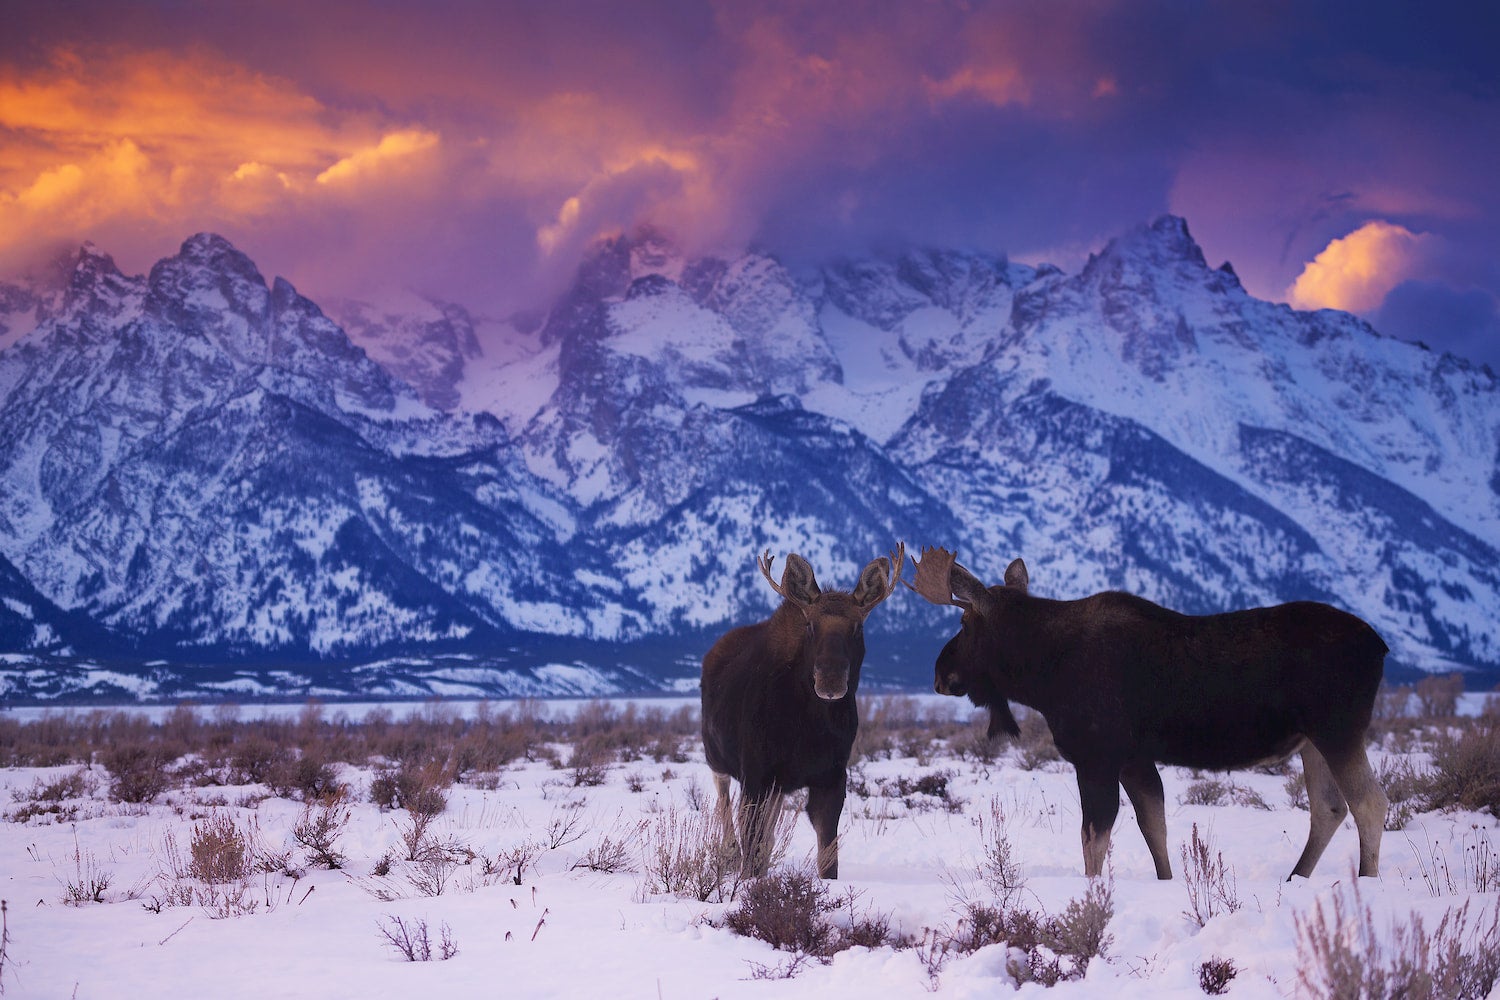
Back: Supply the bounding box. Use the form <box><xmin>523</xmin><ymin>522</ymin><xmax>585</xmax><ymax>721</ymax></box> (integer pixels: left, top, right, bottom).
<box><xmin>0</xmin><ymin>216</ymin><xmax>1496</xmax><ymax>702</ymax></box>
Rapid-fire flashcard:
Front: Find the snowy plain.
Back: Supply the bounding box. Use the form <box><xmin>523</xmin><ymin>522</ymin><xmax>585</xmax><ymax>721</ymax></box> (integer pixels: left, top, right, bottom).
<box><xmin>1</xmin><ymin>694</ymin><xmax>1497</xmax><ymax>999</ymax></box>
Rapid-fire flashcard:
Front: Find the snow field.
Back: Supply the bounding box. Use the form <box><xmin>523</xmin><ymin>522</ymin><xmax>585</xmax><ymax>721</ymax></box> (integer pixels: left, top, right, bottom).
<box><xmin>1</xmin><ymin>696</ymin><xmax>1497</xmax><ymax>998</ymax></box>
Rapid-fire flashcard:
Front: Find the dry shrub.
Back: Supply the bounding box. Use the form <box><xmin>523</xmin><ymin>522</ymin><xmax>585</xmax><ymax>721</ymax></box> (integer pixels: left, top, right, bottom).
<box><xmin>60</xmin><ymin>841</ymin><xmax>114</xmax><ymax>905</ymax></box>
<box><xmin>270</xmin><ymin>754</ymin><xmax>344</xmax><ymax>802</ymax></box>
<box><xmin>377</xmin><ymin>915</ymin><xmax>458</xmax><ymax>962</ymax></box>
<box><xmin>1180</xmin><ymin>823</ymin><xmax>1240</xmax><ymax>928</ymax></box>
<box><xmin>1415</xmin><ymin>673</ymin><xmax>1465</xmax><ymax>720</ymax></box>
<box><xmin>719</xmin><ymin>869</ymin><xmax>907</xmax><ymax>973</ymax></box>
<box><xmin>1</xmin><ymin>899</ymin><xmax>11</xmax><ymax>993</ymax></box>
<box><xmin>229</xmin><ymin>737</ymin><xmax>290</xmax><ymax>784</ymax></box>
<box><xmin>1296</xmin><ymin>877</ymin><xmax>1500</xmax><ymax>999</ymax></box>
<box><xmin>1180</xmin><ymin>776</ymin><xmax>1270</xmax><ymax>810</ymax></box>
<box><xmin>488</xmin><ymin>842</ymin><xmax>541</xmax><ymax>886</ymax></box>
<box><xmin>14</xmin><ymin>768</ymin><xmax>94</xmax><ymax>803</ymax></box>
<box><xmin>858</xmin><ymin>769</ymin><xmax>965</xmax><ymax>814</ymax></box>
<box><xmin>723</xmin><ymin>869</ymin><xmax>838</xmax><ymax>956</ymax></box>
<box><xmin>1013</xmin><ymin>710</ymin><xmax>1060</xmax><ymax>771</ymax></box>
<box><xmin>573</xmin><ymin>819</ymin><xmax>645</xmax><ymax>875</ymax></box>
<box><xmin>1424</xmin><ymin>716</ymin><xmax>1500</xmax><ymax>818</ymax></box>
<box><xmin>6</xmin><ymin>767</ymin><xmax>97</xmax><ymax>824</ymax></box>
<box><xmin>638</xmin><ymin>803</ymin><xmax>745</xmax><ymax>903</ymax></box>
<box><xmin>406</xmin><ymin>846</ymin><xmax>466</xmax><ymax>897</ymax></box>
<box><xmin>951</xmin><ymin>711</ymin><xmax>1003</xmax><ymax>765</ymax></box>
<box><xmin>100</xmin><ymin>742</ymin><xmax>177</xmax><ymax>803</ymax></box>
<box><xmin>189</xmin><ymin>813</ymin><xmax>253</xmax><ymax>885</ymax></box>
<box><xmin>1373</xmin><ymin>683</ymin><xmax>1415</xmax><ymax>722</ymax></box>
<box><xmin>1284</xmin><ymin>768</ymin><xmax>1309</xmax><ymax>810</ymax></box>
<box><xmin>564</xmin><ymin>701</ymin><xmax>697</xmax><ymax>766</ymax></box>
<box><xmin>1198</xmin><ymin>956</ymin><xmax>1238</xmax><ymax>995</ymax></box>
<box><xmin>974</xmin><ymin>797</ymin><xmax>1025</xmax><ymax>908</ymax></box>
<box><xmin>293</xmin><ymin>792</ymin><xmax>352</xmax><ymax>869</ymax></box>
<box><xmin>638</xmin><ymin>795</ymin><xmax>796</xmax><ymax>904</ymax></box>
<box><xmin>566</xmin><ymin>742</ymin><xmax>610</xmax><ymax>787</ymax></box>
<box><xmin>1377</xmin><ymin>755</ymin><xmax>1432</xmax><ymax>831</ymax></box>
<box><xmin>369</xmin><ymin>761</ymin><xmax>450</xmax><ymax>816</ymax></box>
<box><xmin>921</xmin><ymin>875</ymin><xmax>1114</xmax><ymax>987</ymax></box>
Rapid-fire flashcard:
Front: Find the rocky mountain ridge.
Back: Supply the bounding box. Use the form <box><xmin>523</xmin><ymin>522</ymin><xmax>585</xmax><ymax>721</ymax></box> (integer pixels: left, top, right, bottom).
<box><xmin>1</xmin><ymin>217</ymin><xmax>1495</xmax><ymax>700</ymax></box>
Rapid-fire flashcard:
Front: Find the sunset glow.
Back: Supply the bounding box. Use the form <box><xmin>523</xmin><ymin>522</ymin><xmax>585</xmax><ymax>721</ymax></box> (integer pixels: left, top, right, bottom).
<box><xmin>1288</xmin><ymin>222</ymin><xmax>1432</xmax><ymax>314</ymax></box>
<box><xmin>0</xmin><ymin>1</ymin><xmax>1494</xmax><ymax>366</ymax></box>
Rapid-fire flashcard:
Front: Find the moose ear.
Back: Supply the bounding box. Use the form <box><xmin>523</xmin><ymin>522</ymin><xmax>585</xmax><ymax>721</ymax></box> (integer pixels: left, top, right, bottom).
<box><xmin>853</xmin><ymin>556</ymin><xmax>892</xmax><ymax>610</ymax></box>
<box><xmin>1003</xmin><ymin>558</ymin><xmax>1029</xmax><ymax>593</ymax></box>
<box><xmin>781</xmin><ymin>553</ymin><xmax>821</xmax><ymax>603</ymax></box>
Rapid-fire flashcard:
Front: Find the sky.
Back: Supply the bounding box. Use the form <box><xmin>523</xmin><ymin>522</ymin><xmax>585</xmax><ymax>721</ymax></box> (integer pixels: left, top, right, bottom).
<box><xmin>2</xmin><ymin>0</ymin><xmax>1498</xmax><ymax>370</ymax></box>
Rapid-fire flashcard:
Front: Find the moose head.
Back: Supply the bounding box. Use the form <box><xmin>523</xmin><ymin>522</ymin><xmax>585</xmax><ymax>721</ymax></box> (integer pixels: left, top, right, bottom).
<box><xmin>908</xmin><ymin>544</ymin><xmax>1029</xmax><ymax>736</ymax></box>
<box><xmin>758</xmin><ymin>544</ymin><xmax>905</xmax><ymax>701</ymax></box>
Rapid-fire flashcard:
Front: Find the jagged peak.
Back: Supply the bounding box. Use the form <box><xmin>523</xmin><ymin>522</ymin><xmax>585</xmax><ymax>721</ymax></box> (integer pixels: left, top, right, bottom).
<box><xmin>1075</xmin><ymin>214</ymin><xmax>1256</xmax><ymax>304</ymax></box>
<box><xmin>171</xmin><ymin>232</ymin><xmax>265</xmax><ymax>282</ymax></box>
<box><xmin>70</xmin><ymin>241</ymin><xmax>124</xmax><ymax>281</ymax></box>
<box><xmin>60</xmin><ymin>241</ymin><xmax>132</xmax><ymax>313</ymax></box>
<box><xmin>1096</xmin><ymin>215</ymin><xmax>1207</xmax><ymax>268</ymax></box>
<box><xmin>76</xmin><ymin>240</ymin><xmax>112</xmax><ymax>263</ymax></box>
<box><xmin>143</xmin><ymin>233</ymin><xmax>271</xmax><ymax>320</ymax></box>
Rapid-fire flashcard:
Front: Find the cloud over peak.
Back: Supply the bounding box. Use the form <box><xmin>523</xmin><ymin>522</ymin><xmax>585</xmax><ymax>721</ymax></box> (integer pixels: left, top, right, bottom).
<box><xmin>1288</xmin><ymin>221</ymin><xmax>1434</xmax><ymax>314</ymax></box>
<box><xmin>0</xmin><ymin>1</ymin><xmax>1496</xmax><ymax>368</ymax></box>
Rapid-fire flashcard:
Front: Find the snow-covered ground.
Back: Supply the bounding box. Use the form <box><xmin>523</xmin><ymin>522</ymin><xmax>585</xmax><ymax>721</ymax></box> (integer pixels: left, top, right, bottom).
<box><xmin>1</xmin><ymin>695</ymin><xmax>1496</xmax><ymax>998</ymax></box>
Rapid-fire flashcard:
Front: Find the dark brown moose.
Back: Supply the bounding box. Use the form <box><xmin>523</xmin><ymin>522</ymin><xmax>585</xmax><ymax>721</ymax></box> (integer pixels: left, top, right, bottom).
<box><xmin>701</xmin><ymin>544</ymin><xmax>903</xmax><ymax>879</ymax></box>
<box><xmin>908</xmin><ymin>546</ymin><xmax>1388</xmax><ymax>881</ymax></box>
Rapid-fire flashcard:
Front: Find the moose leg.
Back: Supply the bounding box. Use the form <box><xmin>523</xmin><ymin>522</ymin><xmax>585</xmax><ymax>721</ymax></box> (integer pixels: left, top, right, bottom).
<box><xmin>1075</xmin><ymin>766</ymin><xmax>1122</xmax><ymax>878</ymax></box>
<box><xmin>711</xmin><ymin>771</ymin><xmax>736</xmax><ymax>854</ymax></box>
<box><xmin>1120</xmin><ymin>759</ymin><xmax>1172</xmax><ymax>880</ymax></box>
<box><xmin>1319</xmin><ymin>741</ymin><xmax>1388</xmax><ymax>878</ymax></box>
<box><xmin>805</xmin><ymin>782</ymin><xmax>846</xmax><ymax>880</ymax></box>
<box><xmin>738</xmin><ymin>788</ymin><xmax>785</xmax><ymax>877</ymax></box>
<box><xmin>1290</xmin><ymin>743</ymin><xmax>1350</xmax><ymax>879</ymax></box>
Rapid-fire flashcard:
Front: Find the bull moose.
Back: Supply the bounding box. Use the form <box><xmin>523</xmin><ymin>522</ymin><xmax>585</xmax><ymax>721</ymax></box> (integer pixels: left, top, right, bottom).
<box><xmin>701</xmin><ymin>544</ymin><xmax>903</xmax><ymax>879</ymax></box>
<box><xmin>908</xmin><ymin>546</ymin><xmax>1388</xmax><ymax>881</ymax></box>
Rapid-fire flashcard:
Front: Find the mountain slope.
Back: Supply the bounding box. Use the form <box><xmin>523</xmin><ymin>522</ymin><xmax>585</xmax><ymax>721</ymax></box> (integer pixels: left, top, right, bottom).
<box><xmin>0</xmin><ymin>237</ymin><xmax>611</xmax><ymax>661</ymax></box>
<box><xmin>0</xmin><ymin>219</ymin><xmax>1496</xmax><ymax>699</ymax></box>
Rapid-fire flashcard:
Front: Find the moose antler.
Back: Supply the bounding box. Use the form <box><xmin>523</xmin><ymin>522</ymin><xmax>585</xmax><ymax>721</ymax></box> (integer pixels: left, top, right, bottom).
<box><xmin>906</xmin><ymin>545</ymin><xmax>990</xmax><ymax>611</ymax></box>
<box><xmin>908</xmin><ymin>546</ymin><xmax>962</xmax><ymax>605</ymax></box>
<box><xmin>853</xmin><ymin>542</ymin><xmax>907</xmax><ymax>612</ymax></box>
<box><xmin>757</xmin><ymin>549</ymin><xmax>814</xmax><ymax>607</ymax></box>
<box><xmin>881</xmin><ymin>542</ymin><xmax>907</xmax><ymax>603</ymax></box>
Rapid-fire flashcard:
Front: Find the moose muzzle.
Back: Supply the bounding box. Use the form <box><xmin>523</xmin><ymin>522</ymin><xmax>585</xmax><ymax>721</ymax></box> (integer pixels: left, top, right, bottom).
<box><xmin>813</xmin><ymin>663</ymin><xmax>849</xmax><ymax>700</ymax></box>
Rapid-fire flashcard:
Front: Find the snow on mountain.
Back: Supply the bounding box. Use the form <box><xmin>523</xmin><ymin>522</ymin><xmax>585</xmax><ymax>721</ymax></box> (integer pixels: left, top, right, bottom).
<box><xmin>0</xmin><ymin>235</ymin><xmax>616</xmax><ymax>665</ymax></box>
<box><xmin>1003</xmin><ymin>216</ymin><xmax>1499</xmax><ymax>543</ymax></box>
<box><xmin>0</xmin><ymin>547</ymin><xmax>112</xmax><ymax>656</ymax></box>
<box><xmin>0</xmin><ymin>218</ymin><xmax>1497</xmax><ymax>699</ymax></box>
<box><xmin>893</xmin><ymin>216</ymin><xmax>1500</xmax><ymax>675</ymax></box>
<box><xmin>328</xmin><ymin>292</ymin><xmax>485</xmax><ymax>411</ymax></box>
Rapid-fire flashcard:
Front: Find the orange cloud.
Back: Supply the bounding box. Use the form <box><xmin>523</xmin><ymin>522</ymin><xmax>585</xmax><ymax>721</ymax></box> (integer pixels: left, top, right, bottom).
<box><xmin>0</xmin><ymin>47</ymin><xmax>428</xmax><ymax>267</ymax></box>
<box><xmin>0</xmin><ymin>49</ymin><xmax>337</xmax><ymax>170</ymax></box>
<box><xmin>536</xmin><ymin>143</ymin><xmax>706</xmax><ymax>254</ymax></box>
<box><xmin>1287</xmin><ymin>221</ymin><xmax>1432</xmax><ymax>313</ymax></box>
<box><xmin>1</xmin><ymin>138</ymin><xmax>156</xmax><ymax>242</ymax></box>
<box><xmin>925</xmin><ymin>64</ymin><xmax>1031</xmax><ymax>107</ymax></box>
<box><xmin>315</xmin><ymin>129</ymin><xmax>440</xmax><ymax>187</ymax></box>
